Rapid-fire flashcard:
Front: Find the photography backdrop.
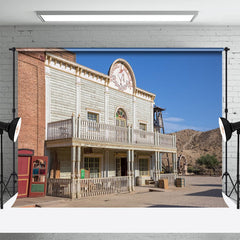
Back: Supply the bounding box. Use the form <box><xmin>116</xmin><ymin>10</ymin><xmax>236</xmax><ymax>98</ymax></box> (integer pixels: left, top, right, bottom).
<box><xmin>0</xmin><ymin>25</ymin><xmax>240</xmax><ymax>234</ymax></box>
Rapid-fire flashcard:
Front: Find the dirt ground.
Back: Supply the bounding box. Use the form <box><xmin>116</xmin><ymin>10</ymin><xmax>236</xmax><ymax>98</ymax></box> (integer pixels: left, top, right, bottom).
<box><xmin>13</xmin><ymin>176</ymin><xmax>227</xmax><ymax>208</ymax></box>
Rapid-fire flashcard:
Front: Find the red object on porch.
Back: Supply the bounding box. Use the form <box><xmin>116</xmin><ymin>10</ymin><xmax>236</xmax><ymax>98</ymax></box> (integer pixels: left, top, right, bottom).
<box><xmin>18</xmin><ymin>149</ymin><xmax>34</xmax><ymax>198</ymax></box>
<box><xmin>28</xmin><ymin>156</ymin><xmax>48</xmax><ymax>197</ymax></box>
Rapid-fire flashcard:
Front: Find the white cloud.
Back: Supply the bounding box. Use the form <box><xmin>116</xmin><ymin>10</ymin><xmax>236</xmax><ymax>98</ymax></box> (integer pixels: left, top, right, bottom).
<box><xmin>164</xmin><ymin>117</ymin><xmax>184</xmax><ymax>122</ymax></box>
<box><xmin>164</xmin><ymin>116</ymin><xmax>207</xmax><ymax>133</ymax></box>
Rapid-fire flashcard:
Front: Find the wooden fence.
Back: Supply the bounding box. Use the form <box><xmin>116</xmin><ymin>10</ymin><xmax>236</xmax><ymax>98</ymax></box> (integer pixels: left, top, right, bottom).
<box><xmin>47</xmin><ymin>178</ymin><xmax>71</xmax><ymax>198</ymax></box>
<box><xmin>47</xmin><ymin>176</ymin><xmax>130</xmax><ymax>198</ymax></box>
<box><xmin>160</xmin><ymin>173</ymin><xmax>177</xmax><ymax>185</ymax></box>
<box><xmin>79</xmin><ymin>176</ymin><xmax>129</xmax><ymax>197</ymax></box>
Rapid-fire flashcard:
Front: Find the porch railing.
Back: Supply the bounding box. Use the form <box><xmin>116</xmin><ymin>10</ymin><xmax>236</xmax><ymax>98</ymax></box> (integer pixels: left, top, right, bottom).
<box><xmin>47</xmin><ymin>119</ymin><xmax>72</xmax><ymax>141</ymax></box>
<box><xmin>80</xmin><ymin>120</ymin><xmax>128</xmax><ymax>143</ymax></box>
<box><xmin>160</xmin><ymin>173</ymin><xmax>177</xmax><ymax>185</ymax></box>
<box><xmin>47</xmin><ymin>176</ymin><xmax>129</xmax><ymax>198</ymax></box>
<box><xmin>47</xmin><ymin>117</ymin><xmax>176</xmax><ymax>149</ymax></box>
<box><xmin>47</xmin><ymin>178</ymin><xmax>71</xmax><ymax>198</ymax></box>
<box><xmin>79</xmin><ymin>176</ymin><xmax>129</xmax><ymax>197</ymax></box>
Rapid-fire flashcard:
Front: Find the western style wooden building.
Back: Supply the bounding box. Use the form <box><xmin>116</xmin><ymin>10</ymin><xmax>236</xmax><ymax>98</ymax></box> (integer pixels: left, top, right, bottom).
<box><xmin>18</xmin><ymin>49</ymin><xmax>177</xmax><ymax>199</ymax></box>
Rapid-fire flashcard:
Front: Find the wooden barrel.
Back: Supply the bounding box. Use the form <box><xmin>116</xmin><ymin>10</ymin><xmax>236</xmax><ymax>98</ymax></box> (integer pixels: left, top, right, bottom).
<box><xmin>175</xmin><ymin>178</ymin><xmax>185</xmax><ymax>187</ymax></box>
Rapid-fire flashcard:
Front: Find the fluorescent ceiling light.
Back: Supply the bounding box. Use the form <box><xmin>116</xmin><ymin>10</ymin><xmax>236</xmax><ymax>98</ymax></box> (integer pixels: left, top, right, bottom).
<box><xmin>36</xmin><ymin>11</ymin><xmax>198</xmax><ymax>22</ymax></box>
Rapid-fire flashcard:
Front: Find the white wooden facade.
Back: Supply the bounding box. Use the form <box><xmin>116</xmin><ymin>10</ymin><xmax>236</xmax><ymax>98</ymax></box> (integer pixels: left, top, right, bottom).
<box><xmin>45</xmin><ymin>53</ymin><xmax>177</xmax><ymax>198</ymax></box>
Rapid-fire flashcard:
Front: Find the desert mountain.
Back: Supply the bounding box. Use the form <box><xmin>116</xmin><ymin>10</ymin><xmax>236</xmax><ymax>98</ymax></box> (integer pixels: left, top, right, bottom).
<box><xmin>173</xmin><ymin>128</ymin><xmax>222</xmax><ymax>166</ymax></box>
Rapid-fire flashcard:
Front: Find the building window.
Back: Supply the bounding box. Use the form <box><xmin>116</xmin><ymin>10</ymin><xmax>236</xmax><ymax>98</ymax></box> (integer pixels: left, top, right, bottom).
<box><xmin>87</xmin><ymin>112</ymin><xmax>99</xmax><ymax>131</ymax></box>
<box><xmin>116</xmin><ymin>108</ymin><xmax>127</xmax><ymax>127</ymax></box>
<box><xmin>84</xmin><ymin>157</ymin><xmax>100</xmax><ymax>178</ymax></box>
<box><xmin>139</xmin><ymin>158</ymin><xmax>149</xmax><ymax>176</ymax></box>
<box><xmin>87</xmin><ymin>112</ymin><xmax>99</xmax><ymax>122</ymax></box>
<box><xmin>139</xmin><ymin>123</ymin><xmax>147</xmax><ymax>138</ymax></box>
<box><xmin>139</xmin><ymin>123</ymin><xmax>147</xmax><ymax>131</ymax></box>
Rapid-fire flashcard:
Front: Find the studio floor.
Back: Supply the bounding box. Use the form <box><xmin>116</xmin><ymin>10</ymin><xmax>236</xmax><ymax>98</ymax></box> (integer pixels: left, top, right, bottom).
<box><xmin>13</xmin><ymin>176</ymin><xmax>227</xmax><ymax>208</ymax></box>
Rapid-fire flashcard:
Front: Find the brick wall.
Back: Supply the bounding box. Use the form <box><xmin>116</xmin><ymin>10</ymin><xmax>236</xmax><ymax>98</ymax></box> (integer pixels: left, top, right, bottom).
<box><xmin>18</xmin><ymin>51</ymin><xmax>45</xmax><ymax>155</ymax></box>
<box><xmin>0</xmin><ymin>25</ymin><xmax>240</xmax><ymax>200</ymax></box>
<box><xmin>17</xmin><ymin>50</ymin><xmax>76</xmax><ymax>156</ymax></box>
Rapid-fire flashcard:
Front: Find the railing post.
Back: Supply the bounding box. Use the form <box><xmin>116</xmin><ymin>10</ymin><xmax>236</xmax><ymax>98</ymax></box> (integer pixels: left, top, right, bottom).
<box><xmin>154</xmin><ymin>130</ymin><xmax>157</xmax><ymax>146</ymax></box>
<box><xmin>131</xmin><ymin>150</ymin><xmax>135</xmax><ymax>191</ymax></box>
<box><xmin>78</xmin><ymin>114</ymin><xmax>81</xmax><ymax>139</ymax></box>
<box><xmin>72</xmin><ymin>113</ymin><xmax>76</xmax><ymax>138</ymax></box>
<box><xmin>76</xmin><ymin>146</ymin><xmax>81</xmax><ymax>199</ymax></box>
<box><xmin>172</xmin><ymin>134</ymin><xmax>175</xmax><ymax>148</ymax></box>
<box><xmin>71</xmin><ymin>146</ymin><xmax>76</xmax><ymax>199</ymax></box>
<box><xmin>128</xmin><ymin>125</ymin><xmax>131</xmax><ymax>143</ymax></box>
<box><xmin>131</xmin><ymin>125</ymin><xmax>133</xmax><ymax>144</ymax></box>
<box><xmin>172</xmin><ymin>153</ymin><xmax>177</xmax><ymax>174</ymax></box>
<box><xmin>154</xmin><ymin>151</ymin><xmax>158</xmax><ymax>181</ymax></box>
<box><xmin>127</xmin><ymin>149</ymin><xmax>131</xmax><ymax>192</ymax></box>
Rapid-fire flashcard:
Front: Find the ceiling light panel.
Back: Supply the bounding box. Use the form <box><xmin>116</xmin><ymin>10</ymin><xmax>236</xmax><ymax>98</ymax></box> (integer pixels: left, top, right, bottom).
<box><xmin>37</xmin><ymin>11</ymin><xmax>198</xmax><ymax>23</ymax></box>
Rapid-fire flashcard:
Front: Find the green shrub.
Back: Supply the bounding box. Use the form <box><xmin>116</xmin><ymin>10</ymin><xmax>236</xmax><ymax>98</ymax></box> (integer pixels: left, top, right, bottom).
<box><xmin>196</xmin><ymin>154</ymin><xmax>219</xmax><ymax>171</ymax></box>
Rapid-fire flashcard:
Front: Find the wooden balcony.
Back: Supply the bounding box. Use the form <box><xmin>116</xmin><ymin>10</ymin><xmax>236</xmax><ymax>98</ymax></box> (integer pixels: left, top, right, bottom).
<box><xmin>46</xmin><ymin>117</ymin><xmax>176</xmax><ymax>150</ymax></box>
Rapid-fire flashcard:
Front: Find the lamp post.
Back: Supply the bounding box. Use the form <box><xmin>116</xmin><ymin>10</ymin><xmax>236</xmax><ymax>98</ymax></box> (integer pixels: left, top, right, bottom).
<box><xmin>219</xmin><ymin>117</ymin><xmax>240</xmax><ymax>209</ymax></box>
<box><xmin>0</xmin><ymin>117</ymin><xmax>21</xmax><ymax>209</ymax></box>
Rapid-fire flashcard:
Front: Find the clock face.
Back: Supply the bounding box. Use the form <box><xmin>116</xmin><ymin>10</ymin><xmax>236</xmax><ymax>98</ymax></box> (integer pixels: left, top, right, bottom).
<box><xmin>110</xmin><ymin>63</ymin><xmax>133</xmax><ymax>92</ymax></box>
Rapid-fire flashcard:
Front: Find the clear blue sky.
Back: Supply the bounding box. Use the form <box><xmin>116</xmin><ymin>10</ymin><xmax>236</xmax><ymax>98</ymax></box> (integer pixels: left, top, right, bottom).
<box><xmin>66</xmin><ymin>49</ymin><xmax>222</xmax><ymax>133</ymax></box>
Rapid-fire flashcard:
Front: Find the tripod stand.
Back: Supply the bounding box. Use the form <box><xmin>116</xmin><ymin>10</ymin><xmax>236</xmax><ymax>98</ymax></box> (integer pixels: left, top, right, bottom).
<box><xmin>0</xmin><ymin>130</ymin><xmax>12</xmax><ymax>209</ymax></box>
<box><xmin>227</xmin><ymin>130</ymin><xmax>240</xmax><ymax>209</ymax></box>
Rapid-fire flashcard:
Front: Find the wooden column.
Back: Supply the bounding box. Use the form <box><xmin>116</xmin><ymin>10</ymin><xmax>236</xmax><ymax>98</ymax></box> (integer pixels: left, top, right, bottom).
<box><xmin>127</xmin><ymin>149</ymin><xmax>131</xmax><ymax>192</ymax></box>
<box><xmin>76</xmin><ymin>146</ymin><xmax>81</xmax><ymax>199</ymax></box>
<box><xmin>71</xmin><ymin>146</ymin><xmax>76</xmax><ymax>199</ymax></box>
<box><xmin>172</xmin><ymin>153</ymin><xmax>177</xmax><ymax>174</ymax></box>
<box><xmin>159</xmin><ymin>153</ymin><xmax>162</xmax><ymax>172</ymax></box>
<box><xmin>154</xmin><ymin>151</ymin><xmax>158</xmax><ymax>181</ymax></box>
<box><xmin>72</xmin><ymin>114</ymin><xmax>76</xmax><ymax>138</ymax></box>
<box><xmin>131</xmin><ymin>150</ymin><xmax>135</xmax><ymax>191</ymax></box>
<box><xmin>101</xmin><ymin>151</ymin><xmax>104</xmax><ymax>177</ymax></box>
<box><xmin>105</xmin><ymin>150</ymin><xmax>109</xmax><ymax>177</ymax></box>
<box><xmin>77</xmin><ymin>115</ymin><xmax>81</xmax><ymax>138</ymax></box>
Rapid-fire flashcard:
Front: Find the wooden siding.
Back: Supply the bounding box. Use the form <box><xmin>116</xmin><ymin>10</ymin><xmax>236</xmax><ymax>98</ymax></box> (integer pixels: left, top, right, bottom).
<box><xmin>135</xmin><ymin>97</ymin><xmax>153</xmax><ymax>132</ymax></box>
<box><xmin>48</xmin><ymin>67</ymin><xmax>76</xmax><ymax>122</ymax></box>
<box><xmin>80</xmin><ymin>78</ymin><xmax>105</xmax><ymax>121</ymax></box>
<box><xmin>46</xmin><ymin>54</ymin><xmax>156</xmax><ymax>138</ymax></box>
<box><xmin>108</xmin><ymin>87</ymin><xmax>133</xmax><ymax>126</ymax></box>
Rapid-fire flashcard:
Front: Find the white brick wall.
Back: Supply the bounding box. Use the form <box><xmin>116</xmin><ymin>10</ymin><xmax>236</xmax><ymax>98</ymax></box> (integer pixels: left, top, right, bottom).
<box><xmin>1</xmin><ymin>25</ymin><xmax>240</xmax><ymax>200</ymax></box>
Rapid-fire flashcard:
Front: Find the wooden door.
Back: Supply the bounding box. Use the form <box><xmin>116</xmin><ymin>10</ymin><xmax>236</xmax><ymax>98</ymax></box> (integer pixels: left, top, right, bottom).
<box><xmin>18</xmin><ymin>149</ymin><xmax>34</xmax><ymax>198</ymax></box>
<box><xmin>121</xmin><ymin>158</ymin><xmax>128</xmax><ymax>176</ymax></box>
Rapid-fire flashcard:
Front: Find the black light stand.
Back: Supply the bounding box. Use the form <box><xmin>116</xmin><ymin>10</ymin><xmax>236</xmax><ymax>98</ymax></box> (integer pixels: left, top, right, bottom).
<box><xmin>237</xmin><ymin>129</ymin><xmax>240</xmax><ymax>209</ymax></box>
<box><xmin>227</xmin><ymin>129</ymin><xmax>240</xmax><ymax>209</ymax></box>
<box><xmin>0</xmin><ymin>129</ymin><xmax>3</xmax><ymax>209</ymax></box>
<box><xmin>5</xmin><ymin>47</ymin><xmax>18</xmax><ymax>197</ymax></box>
<box><xmin>0</xmin><ymin>130</ymin><xmax>11</xmax><ymax>209</ymax></box>
<box><xmin>0</xmin><ymin>117</ymin><xmax>21</xmax><ymax>209</ymax></box>
<box><xmin>221</xmin><ymin>47</ymin><xmax>236</xmax><ymax>196</ymax></box>
<box><xmin>219</xmin><ymin>117</ymin><xmax>240</xmax><ymax>208</ymax></box>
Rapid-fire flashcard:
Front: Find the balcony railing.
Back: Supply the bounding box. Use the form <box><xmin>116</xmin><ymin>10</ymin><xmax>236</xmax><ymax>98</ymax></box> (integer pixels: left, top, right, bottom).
<box><xmin>47</xmin><ymin>116</ymin><xmax>176</xmax><ymax>149</ymax></box>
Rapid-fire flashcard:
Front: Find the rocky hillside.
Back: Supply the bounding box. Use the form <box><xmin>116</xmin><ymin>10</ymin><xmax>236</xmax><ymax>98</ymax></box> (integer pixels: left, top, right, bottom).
<box><xmin>174</xmin><ymin>128</ymin><xmax>222</xmax><ymax>166</ymax></box>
